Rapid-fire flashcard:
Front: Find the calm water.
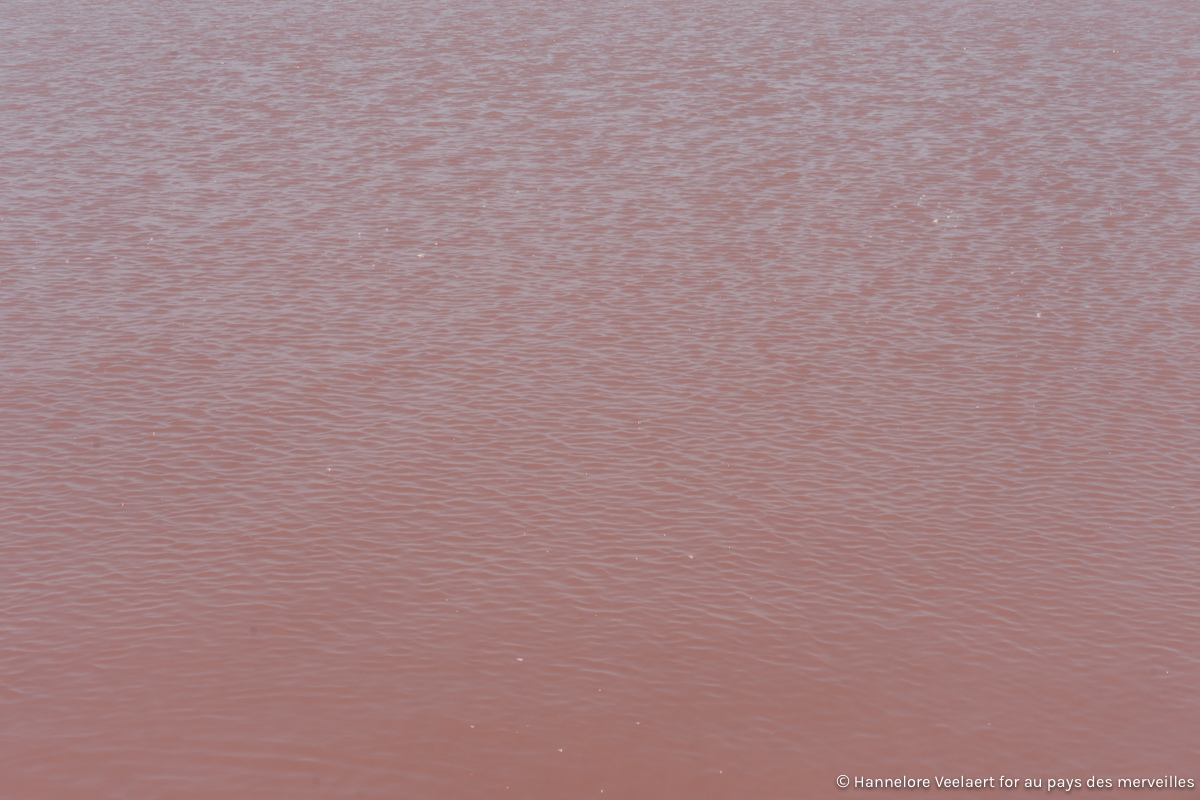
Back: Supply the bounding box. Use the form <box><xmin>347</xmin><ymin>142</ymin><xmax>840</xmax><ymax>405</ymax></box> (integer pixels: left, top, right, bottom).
<box><xmin>2</xmin><ymin>1</ymin><xmax>1198</xmax><ymax>797</ymax></box>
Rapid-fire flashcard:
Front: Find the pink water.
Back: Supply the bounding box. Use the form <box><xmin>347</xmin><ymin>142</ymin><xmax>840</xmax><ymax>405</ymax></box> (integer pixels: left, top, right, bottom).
<box><xmin>2</xmin><ymin>1</ymin><xmax>1198</xmax><ymax>798</ymax></box>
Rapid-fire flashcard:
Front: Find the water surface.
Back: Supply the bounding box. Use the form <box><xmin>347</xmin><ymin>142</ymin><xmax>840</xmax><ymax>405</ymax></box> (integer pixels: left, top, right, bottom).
<box><xmin>2</xmin><ymin>1</ymin><xmax>1198</xmax><ymax>797</ymax></box>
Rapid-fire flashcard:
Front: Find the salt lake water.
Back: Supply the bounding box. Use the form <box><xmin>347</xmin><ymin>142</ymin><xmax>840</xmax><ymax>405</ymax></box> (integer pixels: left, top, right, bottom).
<box><xmin>1</xmin><ymin>1</ymin><xmax>1198</xmax><ymax>797</ymax></box>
